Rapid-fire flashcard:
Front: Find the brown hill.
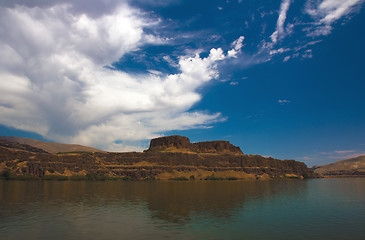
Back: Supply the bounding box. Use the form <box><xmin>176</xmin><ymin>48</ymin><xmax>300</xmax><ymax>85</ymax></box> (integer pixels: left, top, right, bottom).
<box><xmin>0</xmin><ymin>139</ymin><xmax>49</xmax><ymax>153</ymax></box>
<box><xmin>0</xmin><ymin>136</ymin><xmax>103</xmax><ymax>153</ymax></box>
<box><xmin>0</xmin><ymin>135</ymin><xmax>316</xmax><ymax>180</ymax></box>
<box><xmin>312</xmin><ymin>155</ymin><xmax>365</xmax><ymax>177</ymax></box>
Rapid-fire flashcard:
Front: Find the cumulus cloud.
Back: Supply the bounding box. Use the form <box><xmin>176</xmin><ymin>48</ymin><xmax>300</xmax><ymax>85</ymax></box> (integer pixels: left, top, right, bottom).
<box><xmin>0</xmin><ymin>3</ymin><xmax>229</xmax><ymax>151</ymax></box>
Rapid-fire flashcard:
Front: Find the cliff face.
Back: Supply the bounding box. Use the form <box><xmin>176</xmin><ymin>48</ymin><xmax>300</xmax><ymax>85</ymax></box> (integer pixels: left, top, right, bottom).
<box><xmin>148</xmin><ymin>135</ymin><xmax>243</xmax><ymax>154</ymax></box>
<box><xmin>149</xmin><ymin>135</ymin><xmax>191</xmax><ymax>151</ymax></box>
<box><xmin>0</xmin><ymin>135</ymin><xmax>316</xmax><ymax>180</ymax></box>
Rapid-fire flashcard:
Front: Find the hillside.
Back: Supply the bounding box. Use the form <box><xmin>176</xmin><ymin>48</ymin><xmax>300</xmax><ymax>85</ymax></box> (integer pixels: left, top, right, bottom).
<box><xmin>312</xmin><ymin>155</ymin><xmax>365</xmax><ymax>177</ymax></box>
<box><xmin>0</xmin><ymin>135</ymin><xmax>316</xmax><ymax>180</ymax></box>
<box><xmin>0</xmin><ymin>136</ymin><xmax>103</xmax><ymax>153</ymax></box>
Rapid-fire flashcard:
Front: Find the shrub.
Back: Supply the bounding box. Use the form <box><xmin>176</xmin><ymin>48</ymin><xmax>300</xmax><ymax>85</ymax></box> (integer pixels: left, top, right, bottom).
<box><xmin>10</xmin><ymin>175</ymin><xmax>35</xmax><ymax>180</ymax></box>
<box><xmin>85</xmin><ymin>173</ymin><xmax>108</xmax><ymax>181</ymax></box>
<box><xmin>204</xmin><ymin>175</ymin><xmax>238</xmax><ymax>180</ymax></box>
<box><xmin>204</xmin><ymin>175</ymin><xmax>224</xmax><ymax>180</ymax></box>
<box><xmin>42</xmin><ymin>175</ymin><xmax>68</xmax><ymax>180</ymax></box>
<box><xmin>225</xmin><ymin>177</ymin><xmax>238</xmax><ymax>180</ymax></box>
<box><xmin>70</xmin><ymin>175</ymin><xmax>87</xmax><ymax>181</ymax></box>
<box><xmin>0</xmin><ymin>170</ymin><xmax>10</xmax><ymax>180</ymax></box>
<box><xmin>169</xmin><ymin>176</ymin><xmax>189</xmax><ymax>181</ymax></box>
<box><xmin>143</xmin><ymin>176</ymin><xmax>156</xmax><ymax>181</ymax></box>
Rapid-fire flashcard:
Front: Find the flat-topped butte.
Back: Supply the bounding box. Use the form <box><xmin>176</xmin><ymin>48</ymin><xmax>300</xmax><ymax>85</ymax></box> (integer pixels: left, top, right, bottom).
<box><xmin>147</xmin><ymin>135</ymin><xmax>243</xmax><ymax>154</ymax></box>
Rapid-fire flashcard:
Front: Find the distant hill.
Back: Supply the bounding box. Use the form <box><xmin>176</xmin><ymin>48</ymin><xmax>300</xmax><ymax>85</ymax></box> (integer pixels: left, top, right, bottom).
<box><xmin>0</xmin><ymin>136</ymin><xmax>103</xmax><ymax>153</ymax></box>
<box><xmin>0</xmin><ymin>139</ymin><xmax>49</xmax><ymax>153</ymax></box>
<box><xmin>312</xmin><ymin>155</ymin><xmax>365</xmax><ymax>177</ymax></box>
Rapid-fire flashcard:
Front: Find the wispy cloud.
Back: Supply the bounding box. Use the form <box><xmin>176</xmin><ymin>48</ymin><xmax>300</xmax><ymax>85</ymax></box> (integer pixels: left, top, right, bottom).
<box><xmin>271</xmin><ymin>0</ymin><xmax>292</xmax><ymax>44</ymax></box>
<box><xmin>323</xmin><ymin>150</ymin><xmax>365</xmax><ymax>160</ymax></box>
<box><xmin>298</xmin><ymin>156</ymin><xmax>314</xmax><ymax>161</ymax></box>
<box><xmin>334</xmin><ymin>150</ymin><xmax>356</xmax><ymax>154</ymax></box>
<box><xmin>298</xmin><ymin>149</ymin><xmax>365</xmax><ymax>166</ymax></box>
<box><xmin>278</xmin><ymin>99</ymin><xmax>291</xmax><ymax>104</ymax></box>
<box><xmin>227</xmin><ymin>36</ymin><xmax>245</xmax><ymax>58</ymax></box>
<box><xmin>252</xmin><ymin>0</ymin><xmax>364</xmax><ymax>64</ymax></box>
<box><xmin>283</xmin><ymin>56</ymin><xmax>291</xmax><ymax>62</ymax></box>
<box><xmin>305</xmin><ymin>0</ymin><xmax>364</xmax><ymax>36</ymax></box>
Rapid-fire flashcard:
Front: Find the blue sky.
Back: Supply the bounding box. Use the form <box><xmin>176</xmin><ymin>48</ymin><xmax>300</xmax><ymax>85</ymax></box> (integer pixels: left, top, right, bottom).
<box><xmin>0</xmin><ymin>0</ymin><xmax>364</xmax><ymax>166</ymax></box>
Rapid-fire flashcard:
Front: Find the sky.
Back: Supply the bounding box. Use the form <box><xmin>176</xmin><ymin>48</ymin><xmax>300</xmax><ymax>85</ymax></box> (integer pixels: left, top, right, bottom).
<box><xmin>0</xmin><ymin>0</ymin><xmax>364</xmax><ymax>166</ymax></box>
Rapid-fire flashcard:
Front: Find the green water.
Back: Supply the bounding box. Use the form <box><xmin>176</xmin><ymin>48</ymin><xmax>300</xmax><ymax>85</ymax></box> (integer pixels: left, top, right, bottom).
<box><xmin>0</xmin><ymin>178</ymin><xmax>364</xmax><ymax>240</ymax></box>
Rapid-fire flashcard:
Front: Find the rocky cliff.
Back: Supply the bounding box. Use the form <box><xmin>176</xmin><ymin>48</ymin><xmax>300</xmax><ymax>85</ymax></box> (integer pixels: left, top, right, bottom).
<box><xmin>147</xmin><ymin>135</ymin><xmax>243</xmax><ymax>154</ymax></box>
<box><xmin>0</xmin><ymin>135</ymin><xmax>316</xmax><ymax>180</ymax></box>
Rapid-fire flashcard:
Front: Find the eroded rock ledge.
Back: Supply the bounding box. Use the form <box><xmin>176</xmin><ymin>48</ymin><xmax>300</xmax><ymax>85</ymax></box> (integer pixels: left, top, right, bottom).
<box><xmin>0</xmin><ymin>135</ymin><xmax>317</xmax><ymax>180</ymax></box>
<box><xmin>147</xmin><ymin>135</ymin><xmax>243</xmax><ymax>154</ymax></box>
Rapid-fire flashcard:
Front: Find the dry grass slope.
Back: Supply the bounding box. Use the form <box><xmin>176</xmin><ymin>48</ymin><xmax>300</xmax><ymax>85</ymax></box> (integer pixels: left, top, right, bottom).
<box><xmin>0</xmin><ymin>136</ymin><xmax>103</xmax><ymax>153</ymax></box>
<box><xmin>312</xmin><ymin>155</ymin><xmax>365</xmax><ymax>176</ymax></box>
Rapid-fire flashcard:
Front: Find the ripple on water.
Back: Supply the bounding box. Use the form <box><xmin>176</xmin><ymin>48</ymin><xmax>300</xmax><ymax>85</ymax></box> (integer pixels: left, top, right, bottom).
<box><xmin>0</xmin><ymin>179</ymin><xmax>364</xmax><ymax>240</ymax></box>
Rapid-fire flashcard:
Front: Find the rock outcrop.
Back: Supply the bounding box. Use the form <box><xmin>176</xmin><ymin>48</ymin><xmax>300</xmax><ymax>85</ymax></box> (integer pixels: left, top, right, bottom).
<box><xmin>147</xmin><ymin>135</ymin><xmax>243</xmax><ymax>154</ymax></box>
<box><xmin>0</xmin><ymin>135</ymin><xmax>316</xmax><ymax>180</ymax></box>
<box><xmin>148</xmin><ymin>135</ymin><xmax>192</xmax><ymax>151</ymax></box>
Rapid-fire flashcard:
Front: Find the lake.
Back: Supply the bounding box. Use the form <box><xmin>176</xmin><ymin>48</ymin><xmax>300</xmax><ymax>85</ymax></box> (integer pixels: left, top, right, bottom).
<box><xmin>0</xmin><ymin>178</ymin><xmax>364</xmax><ymax>240</ymax></box>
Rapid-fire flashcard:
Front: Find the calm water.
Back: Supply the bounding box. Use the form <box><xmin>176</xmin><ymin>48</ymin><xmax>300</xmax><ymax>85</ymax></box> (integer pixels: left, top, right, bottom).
<box><xmin>0</xmin><ymin>178</ymin><xmax>364</xmax><ymax>240</ymax></box>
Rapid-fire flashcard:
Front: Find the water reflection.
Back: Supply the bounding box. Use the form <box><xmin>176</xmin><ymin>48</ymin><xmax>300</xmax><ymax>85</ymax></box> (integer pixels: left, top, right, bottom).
<box><xmin>1</xmin><ymin>179</ymin><xmax>364</xmax><ymax>240</ymax></box>
<box><xmin>0</xmin><ymin>180</ymin><xmax>307</xmax><ymax>224</ymax></box>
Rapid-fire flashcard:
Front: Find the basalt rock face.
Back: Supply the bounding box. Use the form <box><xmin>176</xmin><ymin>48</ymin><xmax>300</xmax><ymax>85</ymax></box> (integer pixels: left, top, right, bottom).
<box><xmin>149</xmin><ymin>135</ymin><xmax>191</xmax><ymax>151</ymax></box>
<box><xmin>148</xmin><ymin>135</ymin><xmax>243</xmax><ymax>154</ymax></box>
<box><xmin>0</xmin><ymin>136</ymin><xmax>316</xmax><ymax>180</ymax></box>
<box><xmin>193</xmin><ymin>141</ymin><xmax>242</xmax><ymax>154</ymax></box>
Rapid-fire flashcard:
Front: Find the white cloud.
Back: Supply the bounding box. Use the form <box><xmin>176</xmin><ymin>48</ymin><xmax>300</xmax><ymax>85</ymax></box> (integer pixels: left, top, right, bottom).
<box><xmin>253</xmin><ymin>0</ymin><xmax>363</xmax><ymax>63</ymax></box>
<box><xmin>271</xmin><ymin>0</ymin><xmax>291</xmax><ymax>44</ymax></box>
<box><xmin>0</xmin><ymin>3</ymin><xmax>230</xmax><ymax>151</ymax></box>
<box><xmin>302</xmin><ymin>49</ymin><xmax>313</xmax><ymax>59</ymax></box>
<box><xmin>269</xmin><ymin>48</ymin><xmax>290</xmax><ymax>55</ymax></box>
<box><xmin>305</xmin><ymin>0</ymin><xmax>364</xmax><ymax>36</ymax></box>
<box><xmin>319</xmin><ymin>149</ymin><xmax>365</xmax><ymax>160</ymax></box>
<box><xmin>334</xmin><ymin>150</ymin><xmax>355</xmax><ymax>154</ymax></box>
<box><xmin>227</xmin><ymin>36</ymin><xmax>245</xmax><ymax>58</ymax></box>
<box><xmin>278</xmin><ymin>99</ymin><xmax>291</xmax><ymax>104</ymax></box>
<box><xmin>301</xmin><ymin>156</ymin><xmax>313</xmax><ymax>161</ymax></box>
<box><xmin>283</xmin><ymin>55</ymin><xmax>291</xmax><ymax>62</ymax></box>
